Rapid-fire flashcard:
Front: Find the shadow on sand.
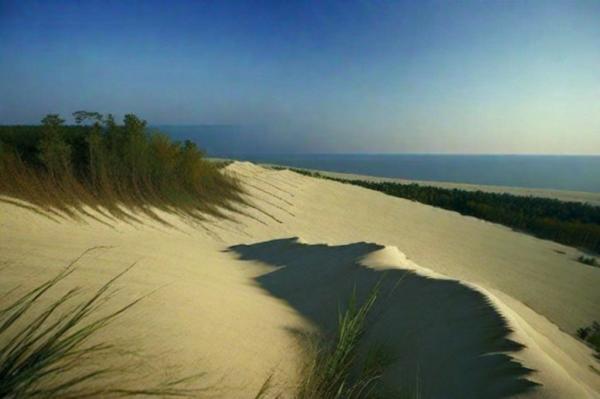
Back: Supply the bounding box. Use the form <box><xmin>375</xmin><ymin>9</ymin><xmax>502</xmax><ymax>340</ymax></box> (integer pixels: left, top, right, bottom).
<box><xmin>228</xmin><ymin>237</ymin><xmax>538</xmax><ymax>398</ymax></box>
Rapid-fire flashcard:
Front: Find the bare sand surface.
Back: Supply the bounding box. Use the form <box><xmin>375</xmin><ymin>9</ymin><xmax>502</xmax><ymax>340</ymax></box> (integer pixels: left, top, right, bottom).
<box><xmin>1</xmin><ymin>161</ymin><xmax>599</xmax><ymax>398</ymax></box>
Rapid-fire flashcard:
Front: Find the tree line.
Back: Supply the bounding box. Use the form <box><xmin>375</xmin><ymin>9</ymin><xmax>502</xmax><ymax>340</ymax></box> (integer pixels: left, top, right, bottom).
<box><xmin>0</xmin><ymin>111</ymin><xmax>243</xmax><ymax>219</ymax></box>
<box><xmin>288</xmin><ymin>168</ymin><xmax>600</xmax><ymax>254</ymax></box>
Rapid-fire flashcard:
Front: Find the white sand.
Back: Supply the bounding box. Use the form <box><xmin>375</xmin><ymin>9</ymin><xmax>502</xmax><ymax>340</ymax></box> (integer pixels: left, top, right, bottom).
<box><xmin>1</xmin><ymin>161</ymin><xmax>599</xmax><ymax>397</ymax></box>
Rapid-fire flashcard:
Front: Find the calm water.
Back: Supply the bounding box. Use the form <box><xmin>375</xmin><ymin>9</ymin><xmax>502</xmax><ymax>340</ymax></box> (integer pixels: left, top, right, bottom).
<box><xmin>232</xmin><ymin>154</ymin><xmax>600</xmax><ymax>193</ymax></box>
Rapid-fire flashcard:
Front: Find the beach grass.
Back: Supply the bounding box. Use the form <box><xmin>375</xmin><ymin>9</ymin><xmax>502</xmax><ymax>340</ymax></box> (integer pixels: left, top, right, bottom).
<box><xmin>255</xmin><ymin>284</ymin><xmax>394</xmax><ymax>399</ymax></box>
<box><xmin>577</xmin><ymin>255</ymin><xmax>598</xmax><ymax>267</ymax></box>
<box><xmin>0</xmin><ymin>252</ymin><xmax>204</xmax><ymax>398</ymax></box>
<box><xmin>293</xmin><ymin>284</ymin><xmax>395</xmax><ymax>399</ymax></box>
<box><xmin>2</xmin><ymin>254</ymin><xmax>394</xmax><ymax>399</ymax></box>
<box><xmin>577</xmin><ymin>322</ymin><xmax>600</xmax><ymax>359</ymax></box>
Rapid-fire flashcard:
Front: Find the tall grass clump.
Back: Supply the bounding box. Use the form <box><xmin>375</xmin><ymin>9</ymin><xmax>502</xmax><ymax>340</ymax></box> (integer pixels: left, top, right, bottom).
<box><xmin>0</xmin><ymin>111</ymin><xmax>244</xmax><ymax>221</ymax></box>
<box><xmin>295</xmin><ymin>285</ymin><xmax>393</xmax><ymax>399</ymax></box>
<box><xmin>0</xmin><ymin>254</ymin><xmax>203</xmax><ymax>397</ymax></box>
<box><xmin>577</xmin><ymin>255</ymin><xmax>598</xmax><ymax>267</ymax></box>
<box><xmin>577</xmin><ymin>322</ymin><xmax>600</xmax><ymax>359</ymax></box>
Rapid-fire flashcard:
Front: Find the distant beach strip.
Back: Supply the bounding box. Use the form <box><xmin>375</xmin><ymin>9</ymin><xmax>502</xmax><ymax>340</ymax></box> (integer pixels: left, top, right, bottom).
<box><xmin>209</xmin><ymin>157</ymin><xmax>600</xmax><ymax>206</ymax></box>
<box><xmin>220</xmin><ymin>154</ymin><xmax>600</xmax><ymax>194</ymax></box>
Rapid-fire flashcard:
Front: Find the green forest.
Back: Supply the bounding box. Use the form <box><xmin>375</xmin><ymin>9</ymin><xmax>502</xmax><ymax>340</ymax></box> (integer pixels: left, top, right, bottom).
<box><xmin>289</xmin><ymin>169</ymin><xmax>600</xmax><ymax>255</ymax></box>
<box><xmin>0</xmin><ymin>112</ymin><xmax>242</xmax><ymax>220</ymax></box>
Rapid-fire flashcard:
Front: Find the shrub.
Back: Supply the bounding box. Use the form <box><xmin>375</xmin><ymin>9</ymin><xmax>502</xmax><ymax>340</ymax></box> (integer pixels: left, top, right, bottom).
<box><xmin>576</xmin><ymin>322</ymin><xmax>600</xmax><ymax>358</ymax></box>
<box><xmin>577</xmin><ymin>256</ymin><xmax>598</xmax><ymax>267</ymax></box>
<box><xmin>0</xmin><ymin>112</ymin><xmax>244</xmax><ymax>221</ymax></box>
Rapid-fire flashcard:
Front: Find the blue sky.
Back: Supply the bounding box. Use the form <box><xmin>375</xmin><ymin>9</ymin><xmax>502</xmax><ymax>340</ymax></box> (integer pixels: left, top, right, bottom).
<box><xmin>1</xmin><ymin>0</ymin><xmax>599</xmax><ymax>154</ymax></box>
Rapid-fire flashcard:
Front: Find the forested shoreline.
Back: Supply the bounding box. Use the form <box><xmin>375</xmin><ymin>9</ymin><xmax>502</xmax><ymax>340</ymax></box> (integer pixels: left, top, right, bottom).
<box><xmin>286</xmin><ymin>168</ymin><xmax>600</xmax><ymax>255</ymax></box>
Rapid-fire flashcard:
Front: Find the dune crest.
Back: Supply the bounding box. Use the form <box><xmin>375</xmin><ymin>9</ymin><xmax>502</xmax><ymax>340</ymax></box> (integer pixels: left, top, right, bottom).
<box><xmin>365</xmin><ymin>244</ymin><xmax>600</xmax><ymax>398</ymax></box>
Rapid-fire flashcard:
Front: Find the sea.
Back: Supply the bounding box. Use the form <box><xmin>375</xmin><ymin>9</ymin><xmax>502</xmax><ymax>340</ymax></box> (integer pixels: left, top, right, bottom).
<box><xmin>228</xmin><ymin>154</ymin><xmax>600</xmax><ymax>193</ymax></box>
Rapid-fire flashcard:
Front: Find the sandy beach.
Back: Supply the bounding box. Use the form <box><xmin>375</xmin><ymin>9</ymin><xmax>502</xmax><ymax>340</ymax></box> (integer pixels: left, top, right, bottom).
<box><xmin>1</xmin><ymin>162</ymin><xmax>599</xmax><ymax>398</ymax></box>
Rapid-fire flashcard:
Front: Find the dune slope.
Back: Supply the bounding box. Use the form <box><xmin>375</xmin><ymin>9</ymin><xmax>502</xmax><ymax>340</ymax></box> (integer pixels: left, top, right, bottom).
<box><xmin>0</xmin><ymin>161</ymin><xmax>599</xmax><ymax>398</ymax></box>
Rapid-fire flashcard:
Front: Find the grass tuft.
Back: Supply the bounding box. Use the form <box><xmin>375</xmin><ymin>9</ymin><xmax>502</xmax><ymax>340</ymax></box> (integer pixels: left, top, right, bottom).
<box><xmin>577</xmin><ymin>321</ymin><xmax>600</xmax><ymax>359</ymax></box>
<box><xmin>0</xmin><ymin>252</ymin><xmax>204</xmax><ymax>398</ymax></box>
<box><xmin>295</xmin><ymin>284</ymin><xmax>391</xmax><ymax>399</ymax></box>
<box><xmin>577</xmin><ymin>255</ymin><xmax>598</xmax><ymax>267</ymax></box>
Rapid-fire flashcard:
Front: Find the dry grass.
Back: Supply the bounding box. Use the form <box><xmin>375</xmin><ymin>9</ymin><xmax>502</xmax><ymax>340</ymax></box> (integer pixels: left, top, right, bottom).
<box><xmin>0</xmin><ymin>114</ymin><xmax>245</xmax><ymax>223</ymax></box>
<box><xmin>0</xmin><ymin>253</ymin><xmax>393</xmax><ymax>399</ymax></box>
<box><xmin>577</xmin><ymin>322</ymin><xmax>600</xmax><ymax>359</ymax></box>
<box><xmin>0</xmin><ymin>250</ymin><xmax>206</xmax><ymax>398</ymax></box>
<box><xmin>577</xmin><ymin>255</ymin><xmax>598</xmax><ymax>268</ymax></box>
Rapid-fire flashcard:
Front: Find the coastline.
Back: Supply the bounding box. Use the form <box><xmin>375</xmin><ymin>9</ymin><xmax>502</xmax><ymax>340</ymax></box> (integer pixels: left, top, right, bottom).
<box><xmin>246</xmin><ymin>161</ymin><xmax>600</xmax><ymax>206</ymax></box>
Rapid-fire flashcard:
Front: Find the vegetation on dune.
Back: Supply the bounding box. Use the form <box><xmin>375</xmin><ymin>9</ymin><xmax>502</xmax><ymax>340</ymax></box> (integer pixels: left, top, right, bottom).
<box><xmin>209</xmin><ymin>160</ymin><xmax>234</xmax><ymax>169</ymax></box>
<box><xmin>295</xmin><ymin>286</ymin><xmax>392</xmax><ymax>399</ymax></box>
<box><xmin>257</xmin><ymin>284</ymin><xmax>396</xmax><ymax>399</ymax></box>
<box><xmin>577</xmin><ymin>322</ymin><xmax>600</xmax><ymax>359</ymax></box>
<box><xmin>283</xmin><ymin>167</ymin><xmax>600</xmax><ymax>254</ymax></box>
<box><xmin>0</xmin><ymin>112</ymin><xmax>243</xmax><ymax>221</ymax></box>
<box><xmin>1</xmin><ymin>250</ymin><xmax>393</xmax><ymax>398</ymax></box>
<box><xmin>0</xmin><ymin>254</ymin><xmax>204</xmax><ymax>398</ymax></box>
<box><xmin>577</xmin><ymin>255</ymin><xmax>598</xmax><ymax>267</ymax></box>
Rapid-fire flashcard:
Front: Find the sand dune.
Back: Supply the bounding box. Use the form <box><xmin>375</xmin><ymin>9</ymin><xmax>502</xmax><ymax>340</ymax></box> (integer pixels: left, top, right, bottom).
<box><xmin>230</xmin><ymin>238</ymin><xmax>537</xmax><ymax>398</ymax></box>
<box><xmin>1</xmin><ymin>161</ymin><xmax>599</xmax><ymax>397</ymax></box>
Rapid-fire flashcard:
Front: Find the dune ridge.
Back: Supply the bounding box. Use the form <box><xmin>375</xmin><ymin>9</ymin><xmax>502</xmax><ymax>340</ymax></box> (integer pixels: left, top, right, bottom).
<box><xmin>368</xmin><ymin>246</ymin><xmax>600</xmax><ymax>398</ymax></box>
<box><xmin>0</xmin><ymin>161</ymin><xmax>599</xmax><ymax>397</ymax></box>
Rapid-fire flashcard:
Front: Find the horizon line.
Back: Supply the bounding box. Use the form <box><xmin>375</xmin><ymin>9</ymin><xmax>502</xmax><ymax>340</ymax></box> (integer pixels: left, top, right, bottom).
<box><xmin>215</xmin><ymin>152</ymin><xmax>600</xmax><ymax>157</ymax></box>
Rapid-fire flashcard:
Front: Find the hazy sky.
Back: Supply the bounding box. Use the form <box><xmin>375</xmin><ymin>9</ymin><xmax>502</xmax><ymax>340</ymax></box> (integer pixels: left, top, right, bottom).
<box><xmin>1</xmin><ymin>0</ymin><xmax>599</xmax><ymax>154</ymax></box>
